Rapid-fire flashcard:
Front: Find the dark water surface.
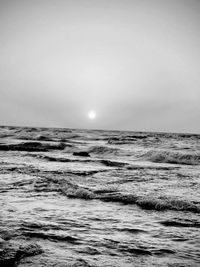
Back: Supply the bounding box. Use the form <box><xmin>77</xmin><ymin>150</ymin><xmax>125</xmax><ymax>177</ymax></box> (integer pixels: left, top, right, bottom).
<box><xmin>0</xmin><ymin>126</ymin><xmax>200</xmax><ymax>266</ymax></box>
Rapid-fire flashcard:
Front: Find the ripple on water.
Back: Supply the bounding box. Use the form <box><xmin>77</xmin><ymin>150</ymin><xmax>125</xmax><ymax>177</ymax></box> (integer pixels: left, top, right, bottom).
<box><xmin>0</xmin><ymin>127</ymin><xmax>200</xmax><ymax>266</ymax></box>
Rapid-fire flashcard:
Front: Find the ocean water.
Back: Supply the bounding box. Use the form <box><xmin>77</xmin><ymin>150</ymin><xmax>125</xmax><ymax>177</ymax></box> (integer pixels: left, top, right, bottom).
<box><xmin>0</xmin><ymin>126</ymin><xmax>200</xmax><ymax>267</ymax></box>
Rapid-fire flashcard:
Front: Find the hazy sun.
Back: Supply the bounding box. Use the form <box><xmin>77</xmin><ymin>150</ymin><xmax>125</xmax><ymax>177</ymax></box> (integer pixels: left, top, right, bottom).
<box><xmin>88</xmin><ymin>110</ymin><xmax>96</xmax><ymax>120</ymax></box>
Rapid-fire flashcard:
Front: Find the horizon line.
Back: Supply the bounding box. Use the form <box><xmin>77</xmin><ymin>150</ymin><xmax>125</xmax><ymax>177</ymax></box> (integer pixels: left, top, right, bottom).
<box><xmin>0</xmin><ymin>124</ymin><xmax>199</xmax><ymax>136</ymax></box>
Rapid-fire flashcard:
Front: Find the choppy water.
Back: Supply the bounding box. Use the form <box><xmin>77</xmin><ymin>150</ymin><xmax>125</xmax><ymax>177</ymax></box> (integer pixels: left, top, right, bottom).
<box><xmin>0</xmin><ymin>126</ymin><xmax>200</xmax><ymax>266</ymax></box>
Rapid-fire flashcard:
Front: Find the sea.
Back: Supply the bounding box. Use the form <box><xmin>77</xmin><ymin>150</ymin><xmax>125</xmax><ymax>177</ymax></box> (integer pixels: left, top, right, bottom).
<box><xmin>0</xmin><ymin>126</ymin><xmax>200</xmax><ymax>267</ymax></box>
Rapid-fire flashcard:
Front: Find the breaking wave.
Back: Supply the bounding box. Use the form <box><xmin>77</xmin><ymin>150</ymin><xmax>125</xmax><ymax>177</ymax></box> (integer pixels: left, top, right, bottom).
<box><xmin>63</xmin><ymin>187</ymin><xmax>200</xmax><ymax>214</ymax></box>
<box><xmin>21</xmin><ymin>173</ymin><xmax>200</xmax><ymax>214</ymax></box>
<box><xmin>64</xmin><ymin>188</ymin><xmax>97</xmax><ymax>199</ymax></box>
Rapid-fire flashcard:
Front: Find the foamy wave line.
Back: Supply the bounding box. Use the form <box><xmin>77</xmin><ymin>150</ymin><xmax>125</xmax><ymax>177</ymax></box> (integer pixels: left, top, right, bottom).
<box><xmin>29</xmin><ymin>174</ymin><xmax>200</xmax><ymax>214</ymax></box>
<box><xmin>63</xmin><ymin>188</ymin><xmax>200</xmax><ymax>213</ymax></box>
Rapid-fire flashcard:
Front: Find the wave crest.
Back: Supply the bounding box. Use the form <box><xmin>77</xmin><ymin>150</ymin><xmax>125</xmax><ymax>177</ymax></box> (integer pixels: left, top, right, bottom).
<box><xmin>62</xmin><ymin>185</ymin><xmax>200</xmax><ymax>214</ymax></box>
<box><xmin>64</xmin><ymin>188</ymin><xmax>97</xmax><ymax>200</ymax></box>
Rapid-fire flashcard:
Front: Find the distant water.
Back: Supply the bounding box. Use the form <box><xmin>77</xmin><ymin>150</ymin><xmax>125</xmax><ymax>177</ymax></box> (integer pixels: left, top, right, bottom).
<box><xmin>0</xmin><ymin>126</ymin><xmax>200</xmax><ymax>267</ymax></box>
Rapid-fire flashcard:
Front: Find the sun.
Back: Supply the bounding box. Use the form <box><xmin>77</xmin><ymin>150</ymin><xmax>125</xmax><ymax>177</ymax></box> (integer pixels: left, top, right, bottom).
<box><xmin>88</xmin><ymin>110</ymin><xmax>96</xmax><ymax>120</ymax></box>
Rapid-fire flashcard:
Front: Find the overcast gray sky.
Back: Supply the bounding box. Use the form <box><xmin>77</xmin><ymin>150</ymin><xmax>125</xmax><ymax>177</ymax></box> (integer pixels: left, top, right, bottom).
<box><xmin>0</xmin><ymin>0</ymin><xmax>200</xmax><ymax>133</ymax></box>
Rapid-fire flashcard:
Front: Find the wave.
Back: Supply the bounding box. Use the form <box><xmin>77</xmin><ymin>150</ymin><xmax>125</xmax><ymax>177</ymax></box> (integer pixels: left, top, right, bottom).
<box><xmin>16</xmin><ymin>134</ymin><xmax>55</xmax><ymax>142</ymax></box>
<box><xmin>135</xmin><ymin>197</ymin><xmax>200</xmax><ymax>213</ymax></box>
<box><xmin>34</xmin><ymin>168</ymin><xmax>199</xmax><ymax>213</ymax></box>
<box><xmin>63</xmin><ymin>187</ymin><xmax>200</xmax><ymax>214</ymax></box>
<box><xmin>34</xmin><ymin>152</ymin><xmax>130</xmax><ymax>168</ymax></box>
<box><xmin>63</xmin><ymin>187</ymin><xmax>97</xmax><ymax>199</ymax></box>
<box><xmin>144</xmin><ymin>150</ymin><xmax>200</xmax><ymax>165</ymax></box>
<box><xmin>21</xmin><ymin>221</ymin><xmax>63</xmax><ymax>231</ymax></box>
<box><xmin>3</xmin><ymin>161</ymin><xmax>200</xmax><ymax>214</ymax></box>
<box><xmin>120</xmin><ymin>246</ymin><xmax>175</xmax><ymax>257</ymax></box>
<box><xmin>88</xmin><ymin>146</ymin><xmax>119</xmax><ymax>155</ymax></box>
<box><xmin>26</xmin><ymin>154</ymin><xmax>95</xmax><ymax>166</ymax></box>
<box><xmin>5</xmin><ymin>162</ymin><xmax>199</xmax><ymax>214</ymax></box>
<box><xmin>66</xmin><ymin>169</ymin><xmax>107</xmax><ymax>176</ymax></box>
<box><xmin>126</xmin><ymin>165</ymin><xmax>179</xmax><ymax>171</ymax></box>
<box><xmin>108</xmin><ymin>134</ymin><xmax>148</xmax><ymax>144</ymax></box>
<box><xmin>160</xmin><ymin>219</ymin><xmax>200</xmax><ymax>228</ymax></box>
<box><xmin>76</xmin><ymin>246</ymin><xmax>101</xmax><ymax>255</ymax></box>
<box><xmin>100</xmin><ymin>159</ymin><xmax>128</xmax><ymax>167</ymax></box>
<box><xmin>100</xmin><ymin>238</ymin><xmax>175</xmax><ymax>256</ymax></box>
<box><xmin>28</xmin><ymin>154</ymin><xmax>76</xmax><ymax>163</ymax></box>
<box><xmin>23</xmin><ymin>231</ymin><xmax>80</xmax><ymax>243</ymax></box>
<box><xmin>152</xmin><ymin>248</ymin><xmax>176</xmax><ymax>255</ymax></box>
<box><xmin>0</xmin><ymin>141</ymin><xmax>66</xmax><ymax>152</ymax></box>
<box><xmin>118</xmin><ymin>245</ymin><xmax>152</xmax><ymax>255</ymax></box>
<box><xmin>117</xmin><ymin>228</ymin><xmax>147</xmax><ymax>234</ymax></box>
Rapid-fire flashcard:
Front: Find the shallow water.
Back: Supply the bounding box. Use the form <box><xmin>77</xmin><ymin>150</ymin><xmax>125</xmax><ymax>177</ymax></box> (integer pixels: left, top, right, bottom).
<box><xmin>0</xmin><ymin>126</ymin><xmax>200</xmax><ymax>266</ymax></box>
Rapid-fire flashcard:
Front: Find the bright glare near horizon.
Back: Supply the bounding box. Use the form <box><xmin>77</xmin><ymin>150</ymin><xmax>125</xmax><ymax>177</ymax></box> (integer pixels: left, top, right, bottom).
<box><xmin>88</xmin><ymin>111</ymin><xmax>96</xmax><ymax>120</ymax></box>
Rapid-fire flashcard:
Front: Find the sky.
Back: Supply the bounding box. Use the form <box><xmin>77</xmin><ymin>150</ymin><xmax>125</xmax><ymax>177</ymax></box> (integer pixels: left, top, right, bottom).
<box><xmin>0</xmin><ymin>0</ymin><xmax>200</xmax><ymax>133</ymax></box>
